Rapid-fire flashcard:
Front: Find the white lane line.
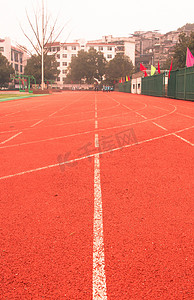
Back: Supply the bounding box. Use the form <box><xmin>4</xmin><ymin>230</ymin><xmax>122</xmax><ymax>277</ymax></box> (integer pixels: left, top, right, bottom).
<box><xmin>93</xmin><ymin>95</ymin><xmax>107</xmax><ymax>299</ymax></box>
<box><xmin>30</xmin><ymin>120</ymin><xmax>43</xmax><ymax>128</ymax></box>
<box><xmin>153</xmin><ymin>105</ymin><xmax>169</xmax><ymax>112</ymax></box>
<box><xmin>172</xmin><ymin>133</ymin><xmax>194</xmax><ymax>146</ymax></box>
<box><xmin>177</xmin><ymin>112</ymin><xmax>194</xmax><ymax>119</ymax></box>
<box><xmin>1</xmin><ymin>126</ymin><xmax>194</xmax><ymax>180</ymax></box>
<box><xmin>1</xmin><ymin>132</ymin><xmax>22</xmax><ymax>144</ymax></box>
<box><xmin>95</xmin><ymin>120</ymin><xmax>98</xmax><ymax>129</ymax></box>
<box><xmin>152</xmin><ymin>122</ymin><xmax>168</xmax><ymax>131</ymax></box>
<box><xmin>95</xmin><ymin>134</ymin><xmax>99</xmax><ymax>148</ymax></box>
<box><xmin>135</xmin><ymin>111</ymin><xmax>147</xmax><ymax>119</ymax></box>
<box><xmin>48</xmin><ymin>94</ymin><xmax>87</xmax><ymax>117</ymax></box>
<box><xmin>93</xmin><ymin>149</ymin><xmax>107</xmax><ymax>300</ymax></box>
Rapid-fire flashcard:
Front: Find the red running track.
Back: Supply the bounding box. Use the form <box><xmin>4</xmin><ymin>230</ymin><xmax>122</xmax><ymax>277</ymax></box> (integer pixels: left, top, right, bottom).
<box><xmin>0</xmin><ymin>91</ymin><xmax>193</xmax><ymax>299</ymax></box>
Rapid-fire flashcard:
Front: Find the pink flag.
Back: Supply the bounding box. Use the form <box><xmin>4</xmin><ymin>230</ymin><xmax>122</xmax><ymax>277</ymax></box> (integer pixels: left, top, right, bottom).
<box><xmin>186</xmin><ymin>48</ymin><xmax>194</xmax><ymax>68</ymax></box>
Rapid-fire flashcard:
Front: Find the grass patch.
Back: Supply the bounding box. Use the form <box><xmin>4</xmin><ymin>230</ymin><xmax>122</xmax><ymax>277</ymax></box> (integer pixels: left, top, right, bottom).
<box><xmin>0</xmin><ymin>94</ymin><xmax>25</xmax><ymax>99</ymax></box>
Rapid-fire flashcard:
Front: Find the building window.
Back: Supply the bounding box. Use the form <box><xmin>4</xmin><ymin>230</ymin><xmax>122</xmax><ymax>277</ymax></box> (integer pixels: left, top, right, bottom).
<box><xmin>63</xmin><ymin>46</ymin><xmax>67</xmax><ymax>50</ymax></box>
<box><xmin>57</xmin><ymin>77</ymin><xmax>60</xmax><ymax>82</ymax></box>
<box><xmin>11</xmin><ymin>51</ymin><xmax>13</xmax><ymax>61</ymax></box>
<box><xmin>20</xmin><ymin>56</ymin><xmax>22</xmax><ymax>64</ymax></box>
<box><xmin>57</xmin><ymin>62</ymin><xmax>60</xmax><ymax>66</ymax></box>
<box><xmin>107</xmin><ymin>46</ymin><xmax>112</xmax><ymax>51</ymax></box>
<box><xmin>72</xmin><ymin>46</ymin><xmax>76</xmax><ymax>50</ymax></box>
<box><xmin>57</xmin><ymin>54</ymin><xmax>60</xmax><ymax>59</ymax></box>
<box><xmin>15</xmin><ymin>64</ymin><xmax>18</xmax><ymax>71</ymax></box>
<box><xmin>14</xmin><ymin>52</ymin><xmax>18</xmax><ymax>62</ymax></box>
<box><xmin>99</xmin><ymin>46</ymin><xmax>103</xmax><ymax>51</ymax></box>
<box><xmin>52</xmin><ymin>47</ymin><xmax>56</xmax><ymax>52</ymax></box>
<box><xmin>62</xmin><ymin>62</ymin><xmax>67</xmax><ymax>66</ymax></box>
<box><xmin>62</xmin><ymin>70</ymin><xmax>67</xmax><ymax>74</ymax></box>
<box><xmin>63</xmin><ymin>54</ymin><xmax>67</xmax><ymax>58</ymax></box>
<box><xmin>57</xmin><ymin>47</ymin><xmax>60</xmax><ymax>52</ymax></box>
<box><xmin>107</xmin><ymin>54</ymin><xmax>112</xmax><ymax>59</ymax></box>
<box><xmin>0</xmin><ymin>47</ymin><xmax>4</xmax><ymax>52</ymax></box>
<box><xmin>20</xmin><ymin>65</ymin><xmax>23</xmax><ymax>73</ymax></box>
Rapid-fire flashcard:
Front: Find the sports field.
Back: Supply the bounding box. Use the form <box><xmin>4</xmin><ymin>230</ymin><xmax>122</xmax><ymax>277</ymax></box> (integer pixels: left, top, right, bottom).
<box><xmin>0</xmin><ymin>91</ymin><xmax>193</xmax><ymax>299</ymax></box>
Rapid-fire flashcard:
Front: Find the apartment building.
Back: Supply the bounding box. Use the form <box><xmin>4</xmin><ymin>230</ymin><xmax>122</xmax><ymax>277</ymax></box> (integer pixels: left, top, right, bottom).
<box><xmin>46</xmin><ymin>40</ymin><xmax>117</xmax><ymax>88</ymax></box>
<box><xmin>0</xmin><ymin>37</ymin><xmax>28</xmax><ymax>74</ymax></box>
<box><xmin>90</xmin><ymin>35</ymin><xmax>135</xmax><ymax>65</ymax></box>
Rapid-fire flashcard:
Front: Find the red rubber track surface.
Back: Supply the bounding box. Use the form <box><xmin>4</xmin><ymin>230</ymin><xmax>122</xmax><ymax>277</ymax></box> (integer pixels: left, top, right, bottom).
<box><xmin>0</xmin><ymin>91</ymin><xmax>193</xmax><ymax>299</ymax></box>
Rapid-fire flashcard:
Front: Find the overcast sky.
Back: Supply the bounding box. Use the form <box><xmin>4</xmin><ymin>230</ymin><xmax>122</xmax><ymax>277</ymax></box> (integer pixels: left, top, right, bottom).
<box><xmin>0</xmin><ymin>0</ymin><xmax>193</xmax><ymax>48</ymax></box>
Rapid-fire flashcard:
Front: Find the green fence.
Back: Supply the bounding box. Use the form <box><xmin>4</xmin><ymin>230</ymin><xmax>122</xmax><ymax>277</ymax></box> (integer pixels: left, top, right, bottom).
<box><xmin>119</xmin><ymin>81</ymin><xmax>131</xmax><ymax>93</ymax></box>
<box><xmin>168</xmin><ymin>66</ymin><xmax>194</xmax><ymax>101</ymax></box>
<box><xmin>141</xmin><ymin>73</ymin><xmax>165</xmax><ymax>97</ymax></box>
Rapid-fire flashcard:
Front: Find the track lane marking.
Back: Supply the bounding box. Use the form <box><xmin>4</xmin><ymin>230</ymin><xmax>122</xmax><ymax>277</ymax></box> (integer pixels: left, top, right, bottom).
<box><xmin>1</xmin><ymin>125</ymin><xmax>194</xmax><ymax>180</ymax></box>
<box><xmin>30</xmin><ymin>120</ymin><xmax>44</xmax><ymax>127</ymax></box>
<box><xmin>93</xmin><ymin>94</ymin><xmax>107</xmax><ymax>299</ymax></box>
<box><xmin>172</xmin><ymin>133</ymin><xmax>194</xmax><ymax>146</ymax></box>
<box><xmin>152</xmin><ymin>122</ymin><xmax>168</xmax><ymax>131</ymax></box>
<box><xmin>0</xmin><ymin>132</ymin><xmax>22</xmax><ymax>144</ymax></box>
<box><xmin>93</xmin><ymin>149</ymin><xmax>107</xmax><ymax>299</ymax></box>
<box><xmin>0</xmin><ymin>103</ymin><xmax>178</xmax><ymax>149</ymax></box>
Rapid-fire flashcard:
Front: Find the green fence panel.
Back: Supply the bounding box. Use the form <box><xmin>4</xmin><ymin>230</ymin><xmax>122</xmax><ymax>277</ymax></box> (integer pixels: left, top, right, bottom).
<box><xmin>141</xmin><ymin>73</ymin><xmax>165</xmax><ymax>97</ymax></box>
<box><xmin>167</xmin><ymin>70</ymin><xmax>177</xmax><ymax>98</ymax></box>
<box><xmin>119</xmin><ymin>81</ymin><xmax>131</xmax><ymax>93</ymax></box>
<box><xmin>168</xmin><ymin>66</ymin><xmax>194</xmax><ymax>101</ymax></box>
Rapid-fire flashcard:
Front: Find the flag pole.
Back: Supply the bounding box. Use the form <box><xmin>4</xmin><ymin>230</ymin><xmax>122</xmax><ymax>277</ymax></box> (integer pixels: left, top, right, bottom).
<box><xmin>41</xmin><ymin>0</ymin><xmax>44</xmax><ymax>90</ymax></box>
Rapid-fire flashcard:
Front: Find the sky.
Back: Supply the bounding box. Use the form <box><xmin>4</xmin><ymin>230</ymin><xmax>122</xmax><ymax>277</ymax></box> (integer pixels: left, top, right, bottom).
<box><xmin>0</xmin><ymin>0</ymin><xmax>194</xmax><ymax>49</ymax></box>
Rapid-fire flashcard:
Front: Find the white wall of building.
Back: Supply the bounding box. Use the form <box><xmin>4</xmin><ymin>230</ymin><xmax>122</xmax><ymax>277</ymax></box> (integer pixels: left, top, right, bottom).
<box><xmin>131</xmin><ymin>77</ymin><xmax>142</xmax><ymax>94</ymax></box>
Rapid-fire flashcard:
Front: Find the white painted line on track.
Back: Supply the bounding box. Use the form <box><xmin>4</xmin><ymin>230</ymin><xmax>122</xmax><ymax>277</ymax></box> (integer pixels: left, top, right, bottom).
<box><xmin>95</xmin><ymin>120</ymin><xmax>98</xmax><ymax>129</ymax></box>
<box><xmin>1</xmin><ymin>132</ymin><xmax>22</xmax><ymax>144</ymax></box>
<box><xmin>1</xmin><ymin>126</ymin><xmax>194</xmax><ymax>180</ymax></box>
<box><xmin>93</xmin><ymin>94</ymin><xmax>107</xmax><ymax>300</ymax></box>
<box><xmin>153</xmin><ymin>105</ymin><xmax>169</xmax><ymax>112</ymax></box>
<box><xmin>177</xmin><ymin>112</ymin><xmax>194</xmax><ymax>119</ymax></box>
<box><xmin>93</xmin><ymin>150</ymin><xmax>107</xmax><ymax>300</ymax></box>
<box><xmin>172</xmin><ymin>133</ymin><xmax>194</xmax><ymax>146</ymax></box>
<box><xmin>152</xmin><ymin>122</ymin><xmax>168</xmax><ymax>131</ymax></box>
<box><xmin>135</xmin><ymin>111</ymin><xmax>147</xmax><ymax>119</ymax></box>
<box><xmin>0</xmin><ymin>107</ymin><xmax>187</xmax><ymax>150</ymax></box>
<box><xmin>30</xmin><ymin>120</ymin><xmax>43</xmax><ymax>127</ymax></box>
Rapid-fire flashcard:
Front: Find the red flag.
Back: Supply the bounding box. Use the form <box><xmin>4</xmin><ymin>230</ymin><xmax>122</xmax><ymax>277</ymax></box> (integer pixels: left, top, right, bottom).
<box><xmin>140</xmin><ymin>63</ymin><xmax>147</xmax><ymax>71</ymax></box>
<box><xmin>168</xmin><ymin>59</ymin><xmax>173</xmax><ymax>78</ymax></box>
<box><xmin>128</xmin><ymin>76</ymin><xmax>130</xmax><ymax>81</ymax></box>
<box><xmin>144</xmin><ymin>71</ymin><xmax>148</xmax><ymax>77</ymax></box>
<box><xmin>158</xmin><ymin>61</ymin><xmax>161</xmax><ymax>74</ymax></box>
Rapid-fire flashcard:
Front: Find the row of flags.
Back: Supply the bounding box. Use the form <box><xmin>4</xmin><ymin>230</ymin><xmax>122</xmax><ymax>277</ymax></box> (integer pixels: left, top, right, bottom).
<box><xmin>119</xmin><ymin>48</ymin><xmax>194</xmax><ymax>83</ymax></box>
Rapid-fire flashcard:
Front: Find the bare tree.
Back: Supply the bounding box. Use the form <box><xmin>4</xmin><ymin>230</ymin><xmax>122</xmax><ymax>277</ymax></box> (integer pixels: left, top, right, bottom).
<box><xmin>18</xmin><ymin>0</ymin><xmax>70</xmax><ymax>89</ymax></box>
<box><xmin>18</xmin><ymin>1</ymin><xmax>69</xmax><ymax>56</ymax></box>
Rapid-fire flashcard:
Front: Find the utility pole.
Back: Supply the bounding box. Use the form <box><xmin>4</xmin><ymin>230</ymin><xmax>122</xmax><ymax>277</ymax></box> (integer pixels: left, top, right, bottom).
<box><xmin>41</xmin><ymin>0</ymin><xmax>44</xmax><ymax>90</ymax></box>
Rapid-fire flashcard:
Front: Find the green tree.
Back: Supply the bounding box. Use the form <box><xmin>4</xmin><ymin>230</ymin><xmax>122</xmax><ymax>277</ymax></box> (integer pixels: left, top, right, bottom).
<box><xmin>24</xmin><ymin>54</ymin><xmax>59</xmax><ymax>84</ymax></box>
<box><xmin>105</xmin><ymin>54</ymin><xmax>134</xmax><ymax>84</ymax></box>
<box><xmin>0</xmin><ymin>53</ymin><xmax>14</xmax><ymax>88</ymax></box>
<box><xmin>67</xmin><ymin>49</ymin><xmax>107</xmax><ymax>84</ymax></box>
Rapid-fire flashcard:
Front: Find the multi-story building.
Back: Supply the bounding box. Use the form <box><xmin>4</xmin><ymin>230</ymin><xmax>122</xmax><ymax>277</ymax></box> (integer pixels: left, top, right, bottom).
<box><xmin>0</xmin><ymin>37</ymin><xmax>28</xmax><ymax>74</ymax></box>
<box><xmin>90</xmin><ymin>35</ymin><xmax>135</xmax><ymax>65</ymax></box>
<box><xmin>46</xmin><ymin>39</ymin><xmax>117</xmax><ymax>88</ymax></box>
